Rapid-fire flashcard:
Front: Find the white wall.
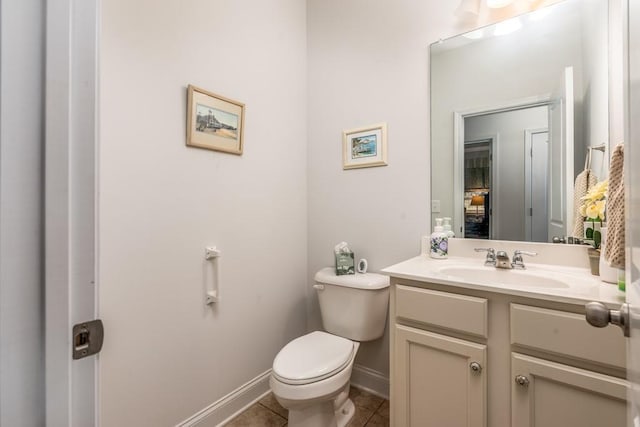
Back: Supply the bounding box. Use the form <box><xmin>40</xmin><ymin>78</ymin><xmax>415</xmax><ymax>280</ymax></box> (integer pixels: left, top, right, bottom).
<box><xmin>0</xmin><ymin>0</ymin><xmax>45</xmax><ymax>425</ymax></box>
<box><xmin>581</xmin><ymin>0</ymin><xmax>610</xmax><ymax>179</ymax></box>
<box><xmin>306</xmin><ymin>0</ymin><xmax>499</xmax><ymax>380</ymax></box>
<box><xmin>98</xmin><ymin>1</ymin><xmax>308</xmax><ymax>425</ymax></box>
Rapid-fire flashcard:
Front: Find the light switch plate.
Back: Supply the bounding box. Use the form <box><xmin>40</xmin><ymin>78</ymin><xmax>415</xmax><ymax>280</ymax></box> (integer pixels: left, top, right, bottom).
<box><xmin>431</xmin><ymin>200</ymin><xmax>441</xmax><ymax>213</ymax></box>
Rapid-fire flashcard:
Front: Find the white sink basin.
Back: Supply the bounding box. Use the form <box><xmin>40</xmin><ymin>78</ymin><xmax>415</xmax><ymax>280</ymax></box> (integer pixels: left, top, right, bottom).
<box><xmin>435</xmin><ymin>265</ymin><xmax>570</xmax><ymax>289</ymax></box>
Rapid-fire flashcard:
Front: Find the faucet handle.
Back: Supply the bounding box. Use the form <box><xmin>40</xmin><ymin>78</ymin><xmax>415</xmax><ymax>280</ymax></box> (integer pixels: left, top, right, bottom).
<box><xmin>474</xmin><ymin>248</ymin><xmax>496</xmax><ymax>266</ymax></box>
<box><xmin>511</xmin><ymin>250</ymin><xmax>537</xmax><ymax>269</ymax></box>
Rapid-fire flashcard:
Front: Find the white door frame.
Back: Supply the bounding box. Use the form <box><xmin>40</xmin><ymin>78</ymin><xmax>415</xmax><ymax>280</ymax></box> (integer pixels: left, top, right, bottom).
<box><xmin>45</xmin><ymin>0</ymin><xmax>100</xmax><ymax>426</ymax></box>
<box><xmin>624</xmin><ymin>0</ymin><xmax>640</xmax><ymax>424</ymax></box>
<box><xmin>453</xmin><ymin>94</ymin><xmax>551</xmax><ymax>240</ymax></box>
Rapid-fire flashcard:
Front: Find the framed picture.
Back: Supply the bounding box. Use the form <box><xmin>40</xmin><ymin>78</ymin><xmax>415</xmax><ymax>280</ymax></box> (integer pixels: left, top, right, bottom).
<box><xmin>187</xmin><ymin>85</ymin><xmax>245</xmax><ymax>155</ymax></box>
<box><xmin>342</xmin><ymin>123</ymin><xmax>388</xmax><ymax>169</ymax></box>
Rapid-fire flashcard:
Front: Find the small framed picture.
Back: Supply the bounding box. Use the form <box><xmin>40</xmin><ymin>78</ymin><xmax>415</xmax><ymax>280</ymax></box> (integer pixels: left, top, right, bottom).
<box><xmin>342</xmin><ymin>123</ymin><xmax>388</xmax><ymax>169</ymax></box>
<box><xmin>187</xmin><ymin>85</ymin><xmax>245</xmax><ymax>155</ymax></box>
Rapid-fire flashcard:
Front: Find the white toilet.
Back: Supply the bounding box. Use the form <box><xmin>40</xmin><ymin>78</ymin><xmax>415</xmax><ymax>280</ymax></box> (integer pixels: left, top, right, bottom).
<box><xmin>269</xmin><ymin>267</ymin><xmax>390</xmax><ymax>427</ymax></box>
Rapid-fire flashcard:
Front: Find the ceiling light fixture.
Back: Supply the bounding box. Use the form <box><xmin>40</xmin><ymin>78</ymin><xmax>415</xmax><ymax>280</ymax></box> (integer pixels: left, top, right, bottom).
<box><xmin>455</xmin><ymin>0</ymin><xmax>481</xmax><ymax>18</ymax></box>
<box><xmin>486</xmin><ymin>0</ymin><xmax>515</xmax><ymax>8</ymax></box>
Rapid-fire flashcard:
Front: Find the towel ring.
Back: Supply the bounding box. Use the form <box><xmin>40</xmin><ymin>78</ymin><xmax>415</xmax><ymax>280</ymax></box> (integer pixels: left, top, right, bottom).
<box><xmin>585</xmin><ymin>143</ymin><xmax>607</xmax><ymax>172</ymax></box>
<box><xmin>584</xmin><ymin>150</ymin><xmax>592</xmax><ymax>170</ymax></box>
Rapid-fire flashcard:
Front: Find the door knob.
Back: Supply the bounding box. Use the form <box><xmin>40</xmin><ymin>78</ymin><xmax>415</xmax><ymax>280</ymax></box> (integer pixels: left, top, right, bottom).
<box><xmin>469</xmin><ymin>361</ymin><xmax>482</xmax><ymax>374</ymax></box>
<box><xmin>585</xmin><ymin>302</ymin><xmax>630</xmax><ymax>337</ymax></box>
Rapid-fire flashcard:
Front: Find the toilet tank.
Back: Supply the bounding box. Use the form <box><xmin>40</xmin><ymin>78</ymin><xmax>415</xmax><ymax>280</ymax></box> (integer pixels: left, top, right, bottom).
<box><xmin>314</xmin><ymin>267</ymin><xmax>390</xmax><ymax>341</ymax></box>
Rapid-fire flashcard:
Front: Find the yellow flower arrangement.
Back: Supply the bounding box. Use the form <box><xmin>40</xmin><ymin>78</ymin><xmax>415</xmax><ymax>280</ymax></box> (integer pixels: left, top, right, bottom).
<box><xmin>579</xmin><ymin>179</ymin><xmax>608</xmax><ymax>221</ymax></box>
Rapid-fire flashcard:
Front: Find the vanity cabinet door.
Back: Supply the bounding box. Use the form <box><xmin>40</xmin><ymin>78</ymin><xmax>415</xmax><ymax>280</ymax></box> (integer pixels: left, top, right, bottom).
<box><xmin>393</xmin><ymin>324</ymin><xmax>486</xmax><ymax>427</ymax></box>
<box><xmin>511</xmin><ymin>353</ymin><xmax>627</xmax><ymax>427</ymax></box>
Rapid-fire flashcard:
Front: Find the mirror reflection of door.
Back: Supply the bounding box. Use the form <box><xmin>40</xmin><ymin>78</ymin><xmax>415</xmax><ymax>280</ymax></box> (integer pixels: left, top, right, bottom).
<box><xmin>464</xmin><ymin>140</ymin><xmax>492</xmax><ymax>239</ymax></box>
<box><xmin>464</xmin><ymin>105</ymin><xmax>549</xmax><ymax>241</ymax></box>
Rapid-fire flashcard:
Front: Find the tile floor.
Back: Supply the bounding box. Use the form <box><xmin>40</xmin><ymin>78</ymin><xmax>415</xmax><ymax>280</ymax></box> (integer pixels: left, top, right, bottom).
<box><xmin>225</xmin><ymin>386</ymin><xmax>389</xmax><ymax>427</ymax></box>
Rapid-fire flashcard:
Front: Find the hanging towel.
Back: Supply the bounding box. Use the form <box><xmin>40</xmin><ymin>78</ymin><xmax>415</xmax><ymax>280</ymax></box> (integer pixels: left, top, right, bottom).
<box><xmin>604</xmin><ymin>144</ymin><xmax>625</xmax><ymax>269</ymax></box>
<box><xmin>571</xmin><ymin>169</ymin><xmax>597</xmax><ymax>237</ymax></box>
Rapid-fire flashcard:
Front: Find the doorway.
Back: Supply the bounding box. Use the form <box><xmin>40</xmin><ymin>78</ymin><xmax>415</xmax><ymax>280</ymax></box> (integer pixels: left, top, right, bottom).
<box><xmin>461</xmin><ymin>104</ymin><xmax>549</xmax><ymax>241</ymax></box>
<box><xmin>463</xmin><ymin>139</ymin><xmax>492</xmax><ymax>239</ymax></box>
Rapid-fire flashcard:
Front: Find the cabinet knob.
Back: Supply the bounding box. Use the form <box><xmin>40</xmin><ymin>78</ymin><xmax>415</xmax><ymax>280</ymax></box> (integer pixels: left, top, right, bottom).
<box><xmin>515</xmin><ymin>375</ymin><xmax>530</xmax><ymax>387</ymax></box>
<box><xmin>469</xmin><ymin>361</ymin><xmax>482</xmax><ymax>374</ymax></box>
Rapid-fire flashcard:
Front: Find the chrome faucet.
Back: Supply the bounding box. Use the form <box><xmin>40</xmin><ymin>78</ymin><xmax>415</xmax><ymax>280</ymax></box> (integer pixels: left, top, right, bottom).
<box><xmin>495</xmin><ymin>251</ymin><xmax>511</xmax><ymax>269</ymax></box>
<box><xmin>511</xmin><ymin>250</ymin><xmax>538</xmax><ymax>269</ymax></box>
<box><xmin>474</xmin><ymin>248</ymin><xmax>496</xmax><ymax>267</ymax></box>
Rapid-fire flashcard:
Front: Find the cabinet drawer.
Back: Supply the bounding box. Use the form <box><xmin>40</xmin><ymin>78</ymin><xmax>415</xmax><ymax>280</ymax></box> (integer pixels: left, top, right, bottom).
<box><xmin>395</xmin><ymin>285</ymin><xmax>488</xmax><ymax>338</ymax></box>
<box><xmin>510</xmin><ymin>304</ymin><xmax>625</xmax><ymax>369</ymax></box>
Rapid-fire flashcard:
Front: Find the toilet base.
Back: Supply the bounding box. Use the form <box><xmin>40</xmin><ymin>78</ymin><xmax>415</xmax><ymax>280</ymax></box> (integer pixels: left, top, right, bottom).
<box><xmin>285</xmin><ymin>383</ymin><xmax>355</xmax><ymax>427</ymax></box>
<box><xmin>287</xmin><ymin>396</ymin><xmax>355</xmax><ymax>427</ymax></box>
<box><xmin>335</xmin><ymin>397</ymin><xmax>355</xmax><ymax>427</ymax></box>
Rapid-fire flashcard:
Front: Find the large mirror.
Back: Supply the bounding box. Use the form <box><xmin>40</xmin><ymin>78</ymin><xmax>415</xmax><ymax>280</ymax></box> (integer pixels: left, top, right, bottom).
<box><xmin>430</xmin><ymin>0</ymin><xmax>609</xmax><ymax>242</ymax></box>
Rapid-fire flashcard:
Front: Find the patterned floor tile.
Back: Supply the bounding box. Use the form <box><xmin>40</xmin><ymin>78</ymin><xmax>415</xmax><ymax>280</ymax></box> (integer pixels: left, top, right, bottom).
<box><xmin>364</xmin><ymin>413</ymin><xmax>390</xmax><ymax>427</ymax></box>
<box><xmin>349</xmin><ymin>387</ymin><xmax>385</xmax><ymax>412</ymax></box>
<box><xmin>259</xmin><ymin>393</ymin><xmax>288</xmax><ymax>419</ymax></box>
<box><xmin>225</xmin><ymin>402</ymin><xmax>287</xmax><ymax>427</ymax></box>
<box><xmin>376</xmin><ymin>400</ymin><xmax>390</xmax><ymax>419</ymax></box>
<box><xmin>228</xmin><ymin>386</ymin><xmax>388</xmax><ymax>427</ymax></box>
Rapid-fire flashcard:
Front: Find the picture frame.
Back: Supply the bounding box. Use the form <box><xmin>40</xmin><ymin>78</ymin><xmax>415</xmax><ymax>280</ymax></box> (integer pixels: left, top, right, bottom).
<box><xmin>187</xmin><ymin>85</ymin><xmax>245</xmax><ymax>155</ymax></box>
<box><xmin>342</xmin><ymin>123</ymin><xmax>388</xmax><ymax>169</ymax></box>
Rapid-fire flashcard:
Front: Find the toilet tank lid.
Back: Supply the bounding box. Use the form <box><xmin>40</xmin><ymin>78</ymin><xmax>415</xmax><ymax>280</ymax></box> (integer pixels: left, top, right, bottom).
<box><xmin>314</xmin><ymin>267</ymin><xmax>390</xmax><ymax>290</ymax></box>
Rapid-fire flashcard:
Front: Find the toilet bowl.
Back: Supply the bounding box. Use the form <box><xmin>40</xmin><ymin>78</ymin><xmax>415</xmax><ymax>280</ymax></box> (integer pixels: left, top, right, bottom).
<box><xmin>270</xmin><ymin>331</ymin><xmax>360</xmax><ymax>427</ymax></box>
<box><xmin>270</xmin><ymin>268</ymin><xmax>390</xmax><ymax>427</ymax></box>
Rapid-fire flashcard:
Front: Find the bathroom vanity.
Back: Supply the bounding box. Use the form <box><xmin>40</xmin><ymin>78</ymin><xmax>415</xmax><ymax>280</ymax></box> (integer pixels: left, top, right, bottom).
<box><xmin>391</xmin><ymin>0</ymin><xmax>627</xmax><ymax>423</ymax></box>
<box><xmin>383</xmin><ymin>243</ymin><xmax>627</xmax><ymax>427</ymax></box>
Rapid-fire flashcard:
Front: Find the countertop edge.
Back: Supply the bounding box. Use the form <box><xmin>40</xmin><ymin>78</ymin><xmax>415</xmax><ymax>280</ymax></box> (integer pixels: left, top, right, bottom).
<box><xmin>382</xmin><ymin>256</ymin><xmax>625</xmax><ymax>308</ymax></box>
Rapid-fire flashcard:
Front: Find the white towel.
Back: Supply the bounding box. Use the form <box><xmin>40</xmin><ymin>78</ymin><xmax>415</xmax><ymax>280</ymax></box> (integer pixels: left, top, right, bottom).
<box><xmin>604</xmin><ymin>144</ymin><xmax>625</xmax><ymax>269</ymax></box>
<box><xmin>571</xmin><ymin>169</ymin><xmax>597</xmax><ymax>237</ymax></box>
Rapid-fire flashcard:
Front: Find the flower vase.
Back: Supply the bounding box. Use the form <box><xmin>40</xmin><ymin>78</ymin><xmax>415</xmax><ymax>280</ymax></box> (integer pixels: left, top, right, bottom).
<box><xmin>583</xmin><ymin>221</ymin><xmax>604</xmax><ymax>241</ymax></box>
<box><xmin>587</xmin><ymin>248</ymin><xmax>600</xmax><ymax>276</ymax></box>
<box><xmin>598</xmin><ymin>226</ymin><xmax>618</xmax><ymax>284</ymax></box>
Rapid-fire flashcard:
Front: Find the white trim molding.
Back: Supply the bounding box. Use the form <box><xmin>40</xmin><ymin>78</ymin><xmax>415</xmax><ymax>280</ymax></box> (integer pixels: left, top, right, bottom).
<box><xmin>175</xmin><ymin>365</ymin><xmax>390</xmax><ymax>426</ymax></box>
<box><xmin>350</xmin><ymin>364</ymin><xmax>390</xmax><ymax>400</ymax></box>
<box><xmin>45</xmin><ymin>0</ymin><xmax>100</xmax><ymax>425</ymax></box>
<box><xmin>176</xmin><ymin>370</ymin><xmax>272</xmax><ymax>427</ymax></box>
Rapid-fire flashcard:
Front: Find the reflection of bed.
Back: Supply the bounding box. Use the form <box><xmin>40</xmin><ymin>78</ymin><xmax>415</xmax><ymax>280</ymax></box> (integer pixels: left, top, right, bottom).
<box><xmin>465</xmin><ymin>215</ymin><xmax>489</xmax><ymax>239</ymax></box>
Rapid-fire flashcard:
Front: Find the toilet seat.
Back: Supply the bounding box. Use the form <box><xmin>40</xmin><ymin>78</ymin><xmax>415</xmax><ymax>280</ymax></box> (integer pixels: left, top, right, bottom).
<box><xmin>272</xmin><ymin>331</ymin><xmax>355</xmax><ymax>385</ymax></box>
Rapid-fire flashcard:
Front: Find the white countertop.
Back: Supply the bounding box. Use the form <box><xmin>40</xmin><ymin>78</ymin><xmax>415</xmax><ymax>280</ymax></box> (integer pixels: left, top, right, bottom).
<box><xmin>382</xmin><ymin>255</ymin><xmax>626</xmax><ymax>308</ymax></box>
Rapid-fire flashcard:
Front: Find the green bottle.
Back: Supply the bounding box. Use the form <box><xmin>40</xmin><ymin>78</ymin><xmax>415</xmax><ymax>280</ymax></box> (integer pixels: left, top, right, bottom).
<box><xmin>618</xmin><ymin>269</ymin><xmax>626</xmax><ymax>292</ymax></box>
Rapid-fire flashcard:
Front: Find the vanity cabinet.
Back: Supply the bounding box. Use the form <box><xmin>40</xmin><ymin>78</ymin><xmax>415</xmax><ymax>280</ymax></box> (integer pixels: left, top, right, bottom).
<box><xmin>510</xmin><ymin>304</ymin><xmax>627</xmax><ymax>427</ymax></box>
<box><xmin>389</xmin><ymin>278</ymin><xmax>628</xmax><ymax>427</ymax></box>
<box><xmin>394</xmin><ymin>325</ymin><xmax>486</xmax><ymax>427</ymax></box>
<box><xmin>511</xmin><ymin>353</ymin><xmax>627</xmax><ymax>427</ymax></box>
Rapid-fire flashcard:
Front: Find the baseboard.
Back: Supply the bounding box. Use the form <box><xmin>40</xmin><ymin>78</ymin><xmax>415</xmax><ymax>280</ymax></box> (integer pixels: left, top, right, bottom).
<box><xmin>176</xmin><ymin>370</ymin><xmax>272</xmax><ymax>427</ymax></box>
<box><xmin>176</xmin><ymin>364</ymin><xmax>388</xmax><ymax>426</ymax></box>
<box><xmin>350</xmin><ymin>364</ymin><xmax>389</xmax><ymax>400</ymax></box>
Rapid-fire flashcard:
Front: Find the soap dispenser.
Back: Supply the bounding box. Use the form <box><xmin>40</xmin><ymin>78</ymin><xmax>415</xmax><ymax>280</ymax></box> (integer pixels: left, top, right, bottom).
<box><xmin>430</xmin><ymin>218</ymin><xmax>448</xmax><ymax>259</ymax></box>
<box><xmin>443</xmin><ymin>217</ymin><xmax>455</xmax><ymax>239</ymax></box>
